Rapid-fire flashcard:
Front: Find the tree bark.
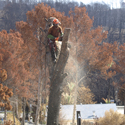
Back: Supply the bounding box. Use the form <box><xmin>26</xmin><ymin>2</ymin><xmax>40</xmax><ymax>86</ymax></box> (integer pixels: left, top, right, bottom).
<box><xmin>4</xmin><ymin>110</ymin><xmax>7</xmax><ymax>120</ymax></box>
<box><xmin>47</xmin><ymin>28</ymin><xmax>70</xmax><ymax>125</ymax></box>
<box><xmin>124</xmin><ymin>96</ymin><xmax>125</xmax><ymax>115</ymax></box>
<box><xmin>35</xmin><ymin>27</ymin><xmax>45</xmax><ymax>125</ymax></box>
<box><xmin>13</xmin><ymin>105</ymin><xmax>16</xmax><ymax>125</ymax></box>
<box><xmin>15</xmin><ymin>97</ymin><xmax>19</xmax><ymax>120</ymax></box>
<box><xmin>35</xmin><ymin>68</ymin><xmax>42</xmax><ymax>125</ymax></box>
<box><xmin>22</xmin><ymin>97</ymin><xmax>26</xmax><ymax>125</ymax></box>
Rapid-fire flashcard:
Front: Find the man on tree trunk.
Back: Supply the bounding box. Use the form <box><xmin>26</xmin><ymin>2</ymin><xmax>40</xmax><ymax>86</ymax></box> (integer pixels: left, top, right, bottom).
<box><xmin>47</xmin><ymin>18</ymin><xmax>63</xmax><ymax>63</ymax></box>
<box><xmin>47</xmin><ymin>28</ymin><xmax>70</xmax><ymax>125</ymax></box>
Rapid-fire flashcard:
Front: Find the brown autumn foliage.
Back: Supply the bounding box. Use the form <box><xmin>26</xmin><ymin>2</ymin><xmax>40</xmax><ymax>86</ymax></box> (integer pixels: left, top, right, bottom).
<box><xmin>0</xmin><ymin>46</ymin><xmax>13</xmax><ymax>111</ymax></box>
<box><xmin>0</xmin><ymin>29</ymin><xmax>36</xmax><ymax>100</ymax></box>
<box><xmin>1</xmin><ymin>3</ymin><xmax>121</xmax><ymax>124</ymax></box>
<box><xmin>15</xmin><ymin>3</ymin><xmax>73</xmax><ymax>104</ymax></box>
<box><xmin>95</xmin><ymin>109</ymin><xmax>125</xmax><ymax>125</ymax></box>
<box><xmin>61</xmin><ymin>83</ymin><xmax>96</xmax><ymax>104</ymax></box>
<box><xmin>0</xmin><ymin>84</ymin><xmax>13</xmax><ymax>110</ymax></box>
<box><xmin>77</xmin><ymin>85</ymin><xmax>96</xmax><ymax>104</ymax></box>
<box><xmin>4</xmin><ymin>120</ymin><xmax>13</xmax><ymax>125</ymax></box>
<box><xmin>62</xmin><ymin>7</ymin><xmax>117</xmax><ymax>107</ymax></box>
<box><xmin>0</xmin><ymin>69</ymin><xmax>7</xmax><ymax>82</ymax></box>
<box><xmin>16</xmin><ymin>2</ymin><xmax>72</xmax><ymax>72</ymax></box>
<box><xmin>15</xmin><ymin>4</ymin><xmax>117</xmax><ymax>104</ymax></box>
<box><xmin>62</xmin><ymin>8</ymin><xmax>118</xmax><ymax>103</ymax></box>
<box><xmin>112</xmin><ymin>43</ymin><xmax>125</xmax><ymax>102</ymax></box>
<box><xmin>113</xmin><ymin>43</ymin><xmax>125</xmax><ymax>74</ymax></box>
<box><xmin>68</xmin><ymin>7</ymin><xmax>117</xmax><ymax>79</ymax></box>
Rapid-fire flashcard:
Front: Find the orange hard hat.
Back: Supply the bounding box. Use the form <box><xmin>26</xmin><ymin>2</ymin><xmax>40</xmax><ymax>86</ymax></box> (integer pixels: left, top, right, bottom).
<box><xmin>53</xmin><ymin>19</ymin><xmax>60</xmax><ymax>25</ymax></box>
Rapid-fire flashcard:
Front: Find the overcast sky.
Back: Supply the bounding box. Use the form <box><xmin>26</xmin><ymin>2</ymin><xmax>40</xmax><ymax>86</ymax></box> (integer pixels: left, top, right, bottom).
<box><xmin>76</xmin><ymin>0</ymin><xmax>121</xmax><ymax>8</ymax></box>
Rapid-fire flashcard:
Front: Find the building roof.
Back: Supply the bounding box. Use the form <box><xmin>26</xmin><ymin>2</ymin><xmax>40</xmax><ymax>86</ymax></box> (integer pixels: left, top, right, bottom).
<box><xmin>60</xmin><ymin>103</ymin><xmax>117</xmax><ymax>120</ymax></box>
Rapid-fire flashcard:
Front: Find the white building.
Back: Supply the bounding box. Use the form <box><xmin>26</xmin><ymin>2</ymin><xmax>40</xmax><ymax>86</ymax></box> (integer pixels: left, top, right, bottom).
<box><xmin>59</xmin><ymin>103</ymin><xmax>117</xmax><ymax>125</ymax></box>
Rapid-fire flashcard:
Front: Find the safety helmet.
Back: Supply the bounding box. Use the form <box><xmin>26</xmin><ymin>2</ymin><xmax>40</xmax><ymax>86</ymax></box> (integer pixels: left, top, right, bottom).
<box><xmin>53</xmin><ymin>19</ymin><xmax>60</xmax><ymax>25</ymax></box>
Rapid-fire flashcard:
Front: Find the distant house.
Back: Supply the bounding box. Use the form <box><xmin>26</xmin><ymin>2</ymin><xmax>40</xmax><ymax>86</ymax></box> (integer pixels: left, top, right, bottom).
<box><xmin>60</xmin><ymin>104</ymin><xmax>117</xmax><ymax>125</ymax></box>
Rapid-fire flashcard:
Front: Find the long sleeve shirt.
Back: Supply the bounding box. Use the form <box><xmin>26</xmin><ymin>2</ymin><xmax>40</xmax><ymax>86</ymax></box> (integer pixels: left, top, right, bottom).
<box><xmin>47</xmin><ymin>25</ymin><xmax>63</xmax><ymax>40</ymax></box>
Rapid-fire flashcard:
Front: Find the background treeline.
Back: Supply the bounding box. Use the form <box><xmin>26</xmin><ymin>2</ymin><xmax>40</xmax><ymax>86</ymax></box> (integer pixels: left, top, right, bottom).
<box><xmin>1</xmin><ymin>0</ymin><xmax>125</xmax><ymax>43</ymax></box>
<box><xmin>0</xmin><ymin>0</ymin><xmax>124</xmax><ymax>104</ymax></box>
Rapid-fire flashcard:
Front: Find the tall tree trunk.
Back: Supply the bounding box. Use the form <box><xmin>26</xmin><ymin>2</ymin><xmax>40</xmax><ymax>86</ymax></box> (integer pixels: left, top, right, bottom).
<box><xmin>124</xmin><ymin>96</ymin><xmax>125</xmax><ymax>115</ymax></box>
<box><xmin>22</xmin><ymin>97</ymin><xmax>26</xmax><ymax>125</ymax></box>
<box><xmin>4</xmin><ymin>110</ymin><xmax>7</xmax><ymax>120</ymax></box>
<box><xmin>35</xmin><ymin>69</ymin><xmax>42</xmax><ymax>125</ymax></box>
<box><xmin>47</xmin><ymin>28</ymin><xmax>70</xmax><ymax>125</ymax></box>
<box><xmin>13</xmin><ymin>105</ymin><xmax>16</xmax><ymax>125</ymax></box>
<box><xmin>35</xmin><ymin>26</ymin><xmax>44</xmax><ymax>125</ymax></box>
<box><xmin>107</xmin><ymin>79</ymin><xmax>111</xmax><ymax>102</ymax></box>
<box><xmin>15</xmin><ymin>97</ymin><xmax>19</xmax><ymax>120</ymax></box>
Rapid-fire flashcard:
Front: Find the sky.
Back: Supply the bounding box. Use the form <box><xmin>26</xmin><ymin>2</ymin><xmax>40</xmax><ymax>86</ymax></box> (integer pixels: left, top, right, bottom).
<box><xmin>76</xmin><ymin>0</ymin><xmax>121</xmax><ymax>8</ymax></box>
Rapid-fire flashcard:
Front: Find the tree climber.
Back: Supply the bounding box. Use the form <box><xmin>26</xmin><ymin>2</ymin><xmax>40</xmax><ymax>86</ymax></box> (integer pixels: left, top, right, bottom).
<box><xmin>47</xmin><ymin>18</ymin><xmax>63</xmax><ymax>63</ymax></box>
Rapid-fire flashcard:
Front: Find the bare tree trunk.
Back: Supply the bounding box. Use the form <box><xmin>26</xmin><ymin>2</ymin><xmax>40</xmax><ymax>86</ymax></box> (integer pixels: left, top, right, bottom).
<box><xmin>13</xmin><ymin>105</ymin><xmax>16</xmax><ymax>125</ymax></box>
<box><xmin>4</xmin><ymin>110</ymin><xmax>7</xmax><ymax>120</ymax></box>
<box><xmin>22</xmin><ymin>97</ymin><xmax>26</xmax><ymax>125</ymax></box>
<box><xmin>35</xmin><ymin>26</ymin><xmax>44</xmax><ymax>125</ymax></box>
<box><xmin>15</xmin><ymin>97</ymin><xmax>19</xmax><ymax>120</ymax></box>
<box><xmin>35</xmin><ymin>69</ymin><xmax>42</xmax><ymax>125</ymax></box>
<box><xmin>47</xmin><ymin>28</ymin><xmax>70</xmax><ymax>125</ymax></box>
<box><xmin>124</xmin><ymin>96</ymin><xmax>125</xmax><ymax>115</ymax></box>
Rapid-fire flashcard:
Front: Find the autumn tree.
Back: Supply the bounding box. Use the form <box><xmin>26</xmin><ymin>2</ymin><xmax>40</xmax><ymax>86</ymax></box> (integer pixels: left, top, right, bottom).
<box><xmin>0</xmin><ymin>68</ymin><xmax>13</xmax><ymax>112</ymax></box>
<box><xmin>0</xmin><ymin>29</ymin><xmax>38</xmax><ymax>124</ymax></box>
<box><xmin>61</xmin><ymin>82</ymin><xmax>96</xmax><ymax>105</ymax></box>
<box><xmin>96</xmin><ymin>109</ymin><xmax>125</xmax><ymax>125</ymax></box>
<box><xmin>0</xmin><ymin>44</ymin><xmax>13</xmax><ymax>117</ymax></box>
<box><xmin>112</xmin><ymin>43</ymin><xmax>125</xmax><ymax>106</ymax></box>
<box><xmin>0</xmin><ymin>30</ymin><xmax>35</xmax><ymax>98</ymax></box>
<box><xmin>66</xmin><ymin>6</ymin><xmax>117</xmax><ymax>124</ymax></box>
<box><xmin>77</xmin><ymin>85</ymin><xmax>96</xmax><ymax>104</ymax></box>
<box><xmin>15</xmin><ymin>3</ymin><xmax>72</xmax><ymax>125</ymax></box>
<box><xmin>15</xmin><ymin>3</ymin><xmax>118</xmax><ymax>125</ymax></box>
<box><xmin>113</xmin><ymin>43</ymin><xmax>125</xmax><ymax>113</ymax></box>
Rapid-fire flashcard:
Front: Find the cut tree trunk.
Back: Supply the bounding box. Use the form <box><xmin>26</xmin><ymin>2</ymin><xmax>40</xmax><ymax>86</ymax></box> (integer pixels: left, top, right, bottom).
<box><xmin>47</xmin><ymin>28</ymin><xmax>70</xmax><ymax>125</ymax></box>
